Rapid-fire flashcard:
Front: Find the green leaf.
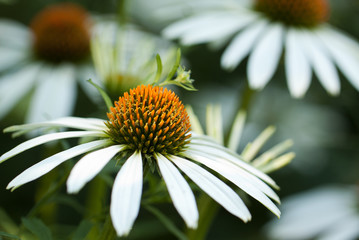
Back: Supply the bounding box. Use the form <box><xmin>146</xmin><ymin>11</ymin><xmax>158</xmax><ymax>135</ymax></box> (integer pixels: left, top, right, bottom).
<box><xmin>165</xmin><ymin>48</ymin><xmax>181</xmax><ymax>82</ymax></box>
<box><xmin>87</xmin><ymin>79</ymin><xmax>113</xmax><ymax>111</ymax></box>
<box><xmin>22</xmin><ymin>218</ymin><xmax>53</xmax><ymax>240</ymax></box>
<box><xmin>144</xmin><ymin>204</ymin><xmax>187</xmax><ymax>240</ymax></box>
<box><xmin>71</xmin><ymin>220</ymin><xmax>93</xmax><ymax>240</ymax></box>
<box><xmin>153</xmin><ymin>54</ymin><xmax>163</xmax><ymax>85</ymax></box>
<box><xmin>0</xmin><ymin>231</ymin><xmax>20</xmax><ymax>240</ymax></box>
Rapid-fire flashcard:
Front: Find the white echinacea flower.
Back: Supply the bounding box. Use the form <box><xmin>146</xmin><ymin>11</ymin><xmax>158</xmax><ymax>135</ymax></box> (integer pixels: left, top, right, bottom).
<box><xmin>0</xmin><ymin>3</ymin><xmax>98</xmax><ymax>123</ymax></box>
<box><xmin>266</xmin><ymin>185</ymin><xmax>359</xmax><ymax>240</ymax></box>
<box><xmin>1</xmin><ymin>85</ymin><xmax>281</xmax><ymax>236</ymax></box>
<box><xmin>161</xmin><ymin>0</ymin><xmax>359</xmax><ymax>98</ymax></box>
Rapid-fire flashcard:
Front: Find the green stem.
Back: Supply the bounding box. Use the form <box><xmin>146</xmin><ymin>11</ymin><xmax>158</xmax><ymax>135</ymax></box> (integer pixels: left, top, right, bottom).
<box><xmin>186</xmin><ymin>195</ymin><xmax>219</xmax><ymax>240</ymax></box>
<box><xmin>99</xmin><ymin>215</ymin><xmax>117</xmax><ymax>240</ymax></box>
<box><xmin>117</xmin><ymin>0</ymin><xmax>127</xmax><ymax>27</ymax></box>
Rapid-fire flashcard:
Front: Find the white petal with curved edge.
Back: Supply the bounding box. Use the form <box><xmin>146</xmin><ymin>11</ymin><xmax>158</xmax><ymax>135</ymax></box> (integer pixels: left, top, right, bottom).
<box><xmin>0</xmin><ymin>63</ymin><xmax>42</xmax><ymax>120</ymax></box>
<box><xmin>26</xmin><ymin>64</ymin><xmax>77</xmax><ymax>123</ymax></box>
<box><xmin>171</xmin><ymin>155</ymin><xmax>251</xmax><ymax>222</ymax></box>
<box><xmin>248</xmin><ymin>24</ymin><xmax>284</xmax><ymax>89</ymax></box>
<box><xmin>285</xmin><ymin>29</ymin><xmax>311</xmax><ymax>98</ymax></box>
<box><xmin>156</xmin><ymin>153</ymin><xmax>198</xmax><ymax>228</ymax></box>
<box><xmin>67</xmin><ymin>145</ymin><xmax>125</xmax><ymax>193</ymax></box>
<box><xmin>317</xmin><ymin>27</ymin><xmax>359</xmax><ymax>91</ymax></box>
<box><xmin>186</xmin><ymin>148</ymin><xmax>279</xmax><ymax>202</ymax></box>
<box><xmin>7</xmin><ymin>140</ymin><xmax>110</xmax><ymax>190</ymax></box>
<box><xmin>5</xmin><ymin>117</ymin><xmax>106</xmax><ymax>136</ymax></box>
<box><xmin>0</xmin><ymin>131</ymin><xmax>104</xmax><ymax>163</ymax></box>
<box><xmin>111</xmin><ymin>152</ymin><xmax>143</xmax><ymax>236</ymax></box>
<box><xmin>221</xmin><ymin>19</ymin><xmax>268</xmax><ymax>70</ymax></box>
<box><xmin>300</xmin><ymin>30</ymin><xmax>340</xmax><ymax>95</ymax></box>
<box><xmin>188</xmin><ymin>138</ymin><xmax>278</xmax><ymax>188</ymax></box>
<box><xmin>0</xmin><ymin>47</ymin><xmax>29</xmax><ymax>71</ymax></box>
<box><xmin>186</xmin><ymin>150</ymin><xmax>280</xmax><ymax>216</ymax></box>
<box><xmin>181</xmin><ymin>13</ymin><xmax>258</xmax><ymax>45</ymax></box>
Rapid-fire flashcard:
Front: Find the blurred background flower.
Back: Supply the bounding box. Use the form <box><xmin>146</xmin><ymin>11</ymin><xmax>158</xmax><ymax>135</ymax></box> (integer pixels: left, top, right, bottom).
<box><xmin>0</xmin><ymin>3</ymin><xmax>98</xmax><ymax>124</ymax></box>
<box><xmin>143</xmin><ymin>0</ymin><xmax>359</xmax><ymax>98</ymax></box>
<box><xmin>265</xmin><ymin>185</ymin><xmax>359</xmax><ymax>240</ymax></box>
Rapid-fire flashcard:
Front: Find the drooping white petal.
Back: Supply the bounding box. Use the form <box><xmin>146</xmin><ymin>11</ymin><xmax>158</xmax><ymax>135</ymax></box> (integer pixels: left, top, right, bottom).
<box><xmin>111</xmin><ymin>152</ymin><xmax>143</xmax><ymax>236</ymax></box>
<box><xmin>180</xmin><ymin>13</ymin><xmax>258</xmax><ymax>45</ymax></box>
<box><xmin>7</xmin><ymin>139</ymin><xmax>110</xmax><ymax>190</ymax></box>
<box><xmin>319</xmin><ymin>215</ymin><xmax>359</xmax><ymax>240</ymax></box>
<box><xmin>4</xmin><ymin>117</ymin><xmax>106</xmax><ymax>137</ymax></box>
<box><xmin>0</xmin><ymin>131</ymin><xmax>104</xmax><ymax>163</ymax></box>
<box><xmin>317</xmin><ymin>26</ymin><xmax>359</xmax><ymax>91</ymax></box>
<box><xmin>0</xmin><ymin>47</ymin><xmax>29</xmax><ymax>71</ymax></box>
<box><xmin>285</xmin><ymin>28</ymin><xmax>312</xmax><ymax>98</ymax></box>
<box><xmin>156</xmin><ymin>153</ymin><xmax>198</xmax><ymax>228</ymax></box>
<box><xmin>185</xmin><ymin>150</ymin><xmax>280</xmax><ymax>217</ymax></box>
<box><xmin>188</xmin><ymin>137</ymin><xmax>278</xmax><ymax>188</ymax></box>
<box><xmin>248</xmin><ymin>23</ymin><xmax>284</xmax><ymax>89</ymax></box>
<box><xmin>26</xmin><ymin>64</ymin><xmax>77</xmax><ymax>123</ymax></box>
<box><xmin>221</xmin><ymin>19</ymin><xmax>268</xmax><ymax>70</ymax></box>
<box><xmin>0</xmin><ymin>63</ymin><xmax>42</xmax><ymax>120</ymax></box>
<box><xmin>170</xmin><ymin>155</ymin><xmax>251</xmax><ymax>222</ymax></box>
<box><xmin>299</xmin><ymin>30</ymin><xmax>340</xmax><ymax>96</ymax></box>
<box><xmin>67</xmin><ymin>145</ymin><xmax>125</xmax><ymax>193</ymax></box>
<box><xmin>186</xmin><ymin>148</ymin><xmax>279</xmax><ymax>202</ymax></box>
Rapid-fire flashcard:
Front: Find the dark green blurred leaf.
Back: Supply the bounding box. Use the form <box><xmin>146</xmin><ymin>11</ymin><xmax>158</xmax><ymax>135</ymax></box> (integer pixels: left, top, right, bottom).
<box><xmin>0</xmin><ymin>231</ymin><xmax>20</xmax><ymax>240</ymax></box>
<box><xmin>71</xmin><ymin>220</ymin><xmax>93</xmax><ymax>240</ymax></box>
<box><xmin>144</xmin><ymin>204</ymin><xmax>187</xmax><ymax>240</ymax></box>
<box><xmin>21</xmin><ymin>218</ymin><xmax>52</xmax><ymax>240</ymax></box>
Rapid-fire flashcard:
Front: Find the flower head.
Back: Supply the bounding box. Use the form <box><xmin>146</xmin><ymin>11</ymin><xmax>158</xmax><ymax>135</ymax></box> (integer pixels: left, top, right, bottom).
<box><xmin>160</xmin><ymin>0</ymin><xmax>359</xmax><ymax>97</ymax></box>
<box><xmin>254</xmin><ymin>0</ymin><xmax>329</xmax><ymax>27</ymax></box>
<box><xmin>31</xmin><ymin>3</ymin><xmax>91</xmax><ymax>62</ymax></box>
<box><xmin>0</xmin><ymin>3</ymin><xmax>98</xmax><ymax>123</ymax></box>
<box><xmin>1</xmin><ymin>85</ymin><xmax>281</xmax><ymax>236</ymax></box>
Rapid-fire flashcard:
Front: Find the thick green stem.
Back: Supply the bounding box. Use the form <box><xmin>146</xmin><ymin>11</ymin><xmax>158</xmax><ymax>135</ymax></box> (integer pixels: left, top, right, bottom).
<box><xmin>186</xmin><ymin>194</ymin><xmax>219</xmax><ymax>240</ymax></box>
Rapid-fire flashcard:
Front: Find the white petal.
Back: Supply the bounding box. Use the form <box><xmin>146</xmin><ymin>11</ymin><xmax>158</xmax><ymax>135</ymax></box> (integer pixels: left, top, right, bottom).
<box><xmin>156</xmin><ymin>153</ymin><xmax>198</xmax><ymax>228</ymax></box>
<box><xmin>0</xmin><ymin>131</ymin><xmax>104</xmax><ymax>163</ymax></box>
<box><xmin>181</xmin><ymin>13</ymin><xmax>258</xmax><ymax>45</ymax></box>
<box><xmin>0</xmin><ymin>47</ymin><xmax>29</xmax><ymax>71</ymax></box>
<box><xmin>188</xmin><ymin>137</ymin><xmax>278</xmax><ymax>188</ymax></box>
<box><xmin>185</xmin><ymin>150</ymin><xmax>280</xmax><ymax>217</ymax></box>
<box><xmin>0</xmin><ymin>63</ymin><xmax>42</xmax><ymax>120</ymax></box>
<box><xmin>26</xmin><ymin>64</ymin><xmax>77</xmax><ymax>123</ymax></box>
<box><xmin>111</xmin><ymin>152</ymin><xmax>143</xmax><ymax>236</ymax></box>
<box><xmin>221</xmin><ymin>19</ymin><xmax>268</xmax><ymax>71</ymax></box>
<box><xmin>319</xmin><ymin>215</ymin><xmax>359</xmax><ymax>240</ymax></box>
<box><xmin>285</xmin><ymin>28</ymin><xmax>312</xmax><ymax>98</ymax></box>
<box><xmin>299</xmin><ymin>30</ymin><xmax>340</xmax><ymax>95</ymax></box>
<box><xmin>0</xmin><ymin>19</ymin><xmax>32</xmax><ymax>48</ymax></box>
<box><xmin>248</xmin><ymin>23</ymin><xmax>284</xmax><ymax>89</ymax></box>
<box><xmin>186</xmin><ymin>147</ymin><xmax>279</xmax><ymax>202</ymax></box>
<box><xmin>7</xmin><ymin>139</ymin><xmax>109</xmax><ymax>190</ymax></box>
<box><xmin>317</xmin><ymin>26</ymin><xmax>359</xmax><ymax>91</ymax></box>
<box><xmin>4</xmin><ymin>117</ymin><xmax>106</xmax><ymax>136</ymax></box>
<box><xmin>170</xmin><ymin>155</ymin><xmax>251</xmax><ymax>222</ymax></box>
<box><xmin>163</xmin><ymin>13</ymin><xmax>226</xmax><ymax>39</ymax></box>
<box><xmin>67</xmin><ymin>145</ymin><xmax>125</xmax><ymax>193</ymax></box>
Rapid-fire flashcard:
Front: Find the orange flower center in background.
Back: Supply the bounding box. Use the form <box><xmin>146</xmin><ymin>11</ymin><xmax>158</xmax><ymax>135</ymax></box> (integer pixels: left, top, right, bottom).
<box><xmin>30</xmin><ymin>3</ymin><xmax>91</xmax><ymax>62</ymax></box>
<box><xmin>254</xmin><ymin>0</ymin><xmax>329</xmax><ymax>27</ymax></box>
<box><xmin>106</xmin><ymin>85</ymin><xmax>191</xmax><ymax>156</ymax></box>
